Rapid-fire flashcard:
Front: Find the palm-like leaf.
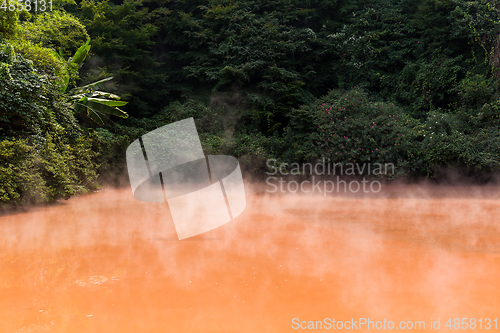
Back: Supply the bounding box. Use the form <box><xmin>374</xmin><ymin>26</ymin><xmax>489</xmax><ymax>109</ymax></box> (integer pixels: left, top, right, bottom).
<box><xmin>56</xmin><ymin>38</ymin><xmax>91</xmax><ymax>93</ymax></box>
<box><xmin>69</xmin><ymin>77</ymin><xmax>114</xmax><ymax>94</ymax></box>
<box><xmin>69</xmin><ymin>84</ymin><xmax>129</xmax><ymax>126</ymax></box>
<box><xmin>87</xmin><ymin>98</ymin><xmax>128</xmax><ymax>107</ymax></box>
<box><xmin>71</xmin><ymin>37</ymin><xmax>91</xmax><ymax>69</ymax></box>
<box><xmin>89</xmin><ymin>91</ymin><xmax>121</xmax><ymax>100</ymax></box>
<box><xmin>67</xmin><ymin>77</ymin><xmax>129</xmax><ymax>126</ymax></box>
<box><xmin>73</xmin><ymin>101</ymin><xmax>105</xmax><ymax>125</ymax></box>
<box><xmin>58</xmin><ymin>39</ymin><xmax>129</xmax><ymax>126</ymax></box>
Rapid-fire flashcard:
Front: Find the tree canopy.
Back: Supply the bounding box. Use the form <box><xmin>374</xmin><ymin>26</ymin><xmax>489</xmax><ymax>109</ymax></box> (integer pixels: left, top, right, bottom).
<box><xmin>1</xmin><ymin>0</ymin><xmax>500</xmax><ymax>207</ymax></box>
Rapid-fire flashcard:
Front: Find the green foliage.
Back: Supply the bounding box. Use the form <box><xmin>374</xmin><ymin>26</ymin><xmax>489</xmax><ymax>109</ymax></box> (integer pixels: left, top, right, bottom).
<box><xmin>0</xmin><ymin>33</ymin><xmax>100</xmax><ymax>209</ymax></box>
<box><xmin>2</xmin><ymin>0</ymin><xmax>500</xmax><ymax>212</ymax></box>
<box><xmin>0</xmin><ymin>139</ymin><xmax>47</xmax><ymax>206</ymax></box>
<box><xmin>0</xmin><ymin>135</ymin><xmax>99</xmax><ymax>208</ymax></box>
<box><xmin>0</xmin><ymin>39</ymin><xmax>82</xmax><ymax>140</ymax></box>
<box><xmin>397</xmin><ymin>57</ymin><xmax>465</xmax><ymax>117</ymax></box>
<box><xmin>72</xmin><ymin>0</ymin><xmax>500</xmax><ymax>133</ymax></box>
<box><xmin>0</xmin><ymin>39</ymin><xmax>14</xmax><ymax>63</ymax></box>
<box><xmin>70</xmin><ymin>36</ymin><xmax>90</xmax><ymax>69</ymax></box>
<box><xmin>92</xmin><ymin>128</ymin><xmax>130</xmax><ymax>186</ymax></box>
<box><xmin>287</xmin><ymin>88</ymin><xmax>500</xmax><ymax>178</ymax></box>
<box><xmin>78</xmin><ymin>0</ymin><xmax>160</xmax><ymax>117</ymax></box>
<box><xmin>453</xmin><ymin>72</ymin><xmax>498</xmax><ymax>109</ymax></box>
<box><xmin>289</xmin><ymin>88</ymin><xmax>420</xmax><ymax>177</ymax></box>
<box><xmin>16</xmin><ymin>10</ymin><xmax>89</xmax><ymax>58</ymax></box>
<box><xmin>8</xmin><ymin>38</ymin><xmax>66</xmax><ymax>78</ymax></box>
<box><xmin>451</xmin><ymin>0</ymin><xmax>500</xmax><ymax>73</ymax></box>
<box><xmin>40</xmin><ymin>133</ymin><xmax>99</xmax><ymax>199</ymax></box>
<box><xmin>0</xmin><ymin>41</ymin><xmax>53</xmax><ymax>138</ymax></box>
<box><xmin>162</xmin><ymin>0</ymin><xmax>338</xmax><ymax>130</ymax></box>
<box><xmin>54</xmin><ymin>36</ymin><xmax>91</xmax><ymax>92</ymax></box>
<box><xmin>75</xmin><ymin>0</ymin><xmax>344</xmax><ymax>126</ymax></box>
<box><xmin>417</xmin><ymin>111</ymin><xmax>500</xmax><ymax>175</ymax></box>
<box><xmin>0</xmin><ymin>10</ymin><xmax>18</xmax><ymax>38</ymax></box>
<box><xmin>10</xmin><ymin>10</ymin><xmax>89</xmax><ymax>81</ymax></box>
<box><xmin>48</xmin><ymin>38</ymin><xmax>130</xmax><ymax>126</ymax></box>
<box><xmin>69</xmin><ymin>77</ymin><xmax>129</xmax><ymax>126</ymax></box>
<box><xmin>327</xmin><ymin>0</ymin><xmax>417</xmax><ymax>92</ymax></box>
<box><xmin>232</xmin><ymin>131</ymin><xmax>286</xmax><ymax>172</ymax></box>
<box><xmin>120</xmin><ymin>99</ymin><xmax>226</xmax><ymax>136</ymax></box>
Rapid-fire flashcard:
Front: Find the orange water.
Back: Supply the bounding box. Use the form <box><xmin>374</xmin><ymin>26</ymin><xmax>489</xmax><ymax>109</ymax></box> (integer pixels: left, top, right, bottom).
<box><xmin>1</xmin><ymin>185</ymin><xmax>499</xmax><ymax>332</ymax></box>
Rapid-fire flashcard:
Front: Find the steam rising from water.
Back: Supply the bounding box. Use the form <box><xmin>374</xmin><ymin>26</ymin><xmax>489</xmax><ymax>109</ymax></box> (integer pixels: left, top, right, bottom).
<box><xmin>0</xmin><ymin>184</ymin><xmax>499</xmax><ymax>332</ymax></box>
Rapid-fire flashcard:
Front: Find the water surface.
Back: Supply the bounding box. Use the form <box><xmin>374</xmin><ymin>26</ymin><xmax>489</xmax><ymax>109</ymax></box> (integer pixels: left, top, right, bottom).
<box><xmin>1</xmin><ymin>185</ymin><xmax>499</xmax><ymax>332</ymax></box>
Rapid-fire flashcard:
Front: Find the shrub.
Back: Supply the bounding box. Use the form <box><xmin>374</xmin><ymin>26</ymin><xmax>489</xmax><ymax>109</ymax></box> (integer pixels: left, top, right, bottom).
<box><xmin>0</xmin><ymin>139</ymin><xmax>47</xmax><ymax>207</ymax></box>
<box><xmin>289</xmin><ymin>88</ymin><xmax>420</xmax><ymax>178</ymax></box>
<box><xmin>419</xmin><ymin>111</ymin><xmax>500</xmax><ymax>176</ymax></box>
<box><xmin>287</xmin><ymin>88</ymin><xmax>500</xmax><ymax>179</ymax></box>
<box><xmin>92</xmin><ymin>128</ymin><xmax>129</xmax><ymax>186</ymax></box>
<box><xmin>16</xmin><ymin>10</ymin><xmax>89</xmax><ymax>57</ymax></box>
<box><xmin>0</xmin><ymin>40</ymin><xmax>54</xmax><ymax>138</ymax></box>
<box><xmin>0</xmin><ymin>134</ymin><xmax>99</xmax><ymax>209</ymax></box>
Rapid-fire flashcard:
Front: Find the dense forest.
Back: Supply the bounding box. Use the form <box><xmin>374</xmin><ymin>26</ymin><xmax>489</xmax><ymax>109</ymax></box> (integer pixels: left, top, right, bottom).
<box><xmin>1</xmin><ymin>0</ymin><xmax>500</xmax><ymax>207</ymax></box>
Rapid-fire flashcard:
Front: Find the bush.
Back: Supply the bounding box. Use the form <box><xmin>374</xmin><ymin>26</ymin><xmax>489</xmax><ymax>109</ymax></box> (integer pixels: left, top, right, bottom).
<box><xmin>288</xmin><ymin>88</ymin><xmax>420</xmax><ymax>178</ymax></box>
<box><xmin>0</xmin><ymin>139</ymin><xmax>47</xmax><ymax>207</ymax></box>
<box><xmin>287</xmin><ymin>88</ymin><xmax>500</xmax><ymax>179</ymax></box>
<box><xmin>0</xmin><ymin>40</ymin><xmax>55</xmax><ymax>138</ymax></box>
<box><xmin>419</xmin><ymin>111</ymin><xmax>500</xmax><ymax>176</ymax></box>
<box><xmin>40</xmin><ymin>133</ymin><xmax>99</xmax><ymax>199</ymax></box>
<box><xmin>92</xmin><ymin>128</ymin><xmax>130</xmax><ymax>186</ymax></box>
<box><xmin>232</xmin><ymin>131</ymin><xmax>286</xmax><ymax>173</ymax></box>
<box><xmin>0</xmin><ymin>134</ymin><xmax>99</xmax><ymax>209</ymax></box>
<box><xmin>8</xmin><ymin>38</ymin><xmax>65</xmax><ymax>78</ymax></box>
<box><xmin>16</xmin><ymin>10</ymin><xmax>89</xmax><ymax>57</ymax></box>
